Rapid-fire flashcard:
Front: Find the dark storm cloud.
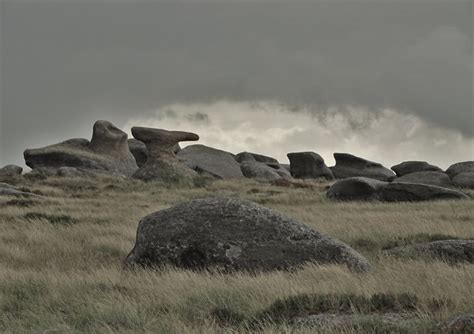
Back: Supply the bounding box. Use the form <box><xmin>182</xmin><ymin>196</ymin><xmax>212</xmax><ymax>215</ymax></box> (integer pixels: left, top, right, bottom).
<box><xmin>0</xmin><ymin>0</ymin><xmax>472</xmax><ymax>166</ymax></box>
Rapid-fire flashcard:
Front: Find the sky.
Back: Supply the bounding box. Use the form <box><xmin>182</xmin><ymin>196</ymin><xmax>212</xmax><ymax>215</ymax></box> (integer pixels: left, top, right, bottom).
<box><xmin>1</xmin><ymin>0</ymin><xmax>473</xmax><ymax>169</ymax></box>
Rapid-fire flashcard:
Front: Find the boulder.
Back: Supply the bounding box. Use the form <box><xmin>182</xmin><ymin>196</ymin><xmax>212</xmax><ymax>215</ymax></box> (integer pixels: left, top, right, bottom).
<box><xmin>0</xmin><ymin>183</ymin><xmax>40</xmax><ymax>197</ymax></box>
<box><xmin>235</xmin><ymin>151</ymin><xmax>278</xmax><ymax>164</ymax></box>
<box><xmin>327</xmin><ymin>177</ymin><xmax>469</xmax><ymax>202</ymax></box>
<box><xmin>392</xmin><ymin>171</ymin><xmax>453</xmax><ymax>188</ymax></box>
<box><xmin>446</xmin><ymin>161</ymin><xmax>474</xmax><ymax>179</ymax></box>
<box><xmin>56</xmin><ymin>167</ymin><xmax>94</xmax><ymax>178</ymax></box>
<box><xmin>331</xmin><ymin>153</ymin><xmax>395</xmax><ymax>181</ymax></box>
<box><xmin>24</xmin><ymin>121</ymin><xmax>138</xmax><ymax>177</ymax></box>
<box><xmin>128</xmin><ymin>138</ymin><xmax>181</xmax><ymax>168</ymax></box>
<box><xmin>266</xmin><ymin>163</ymin><xmax>292</xmax><ymax>178</ymax></box>
<box><xmin>131</xmin><ymin>127</ymin><xmax>198</xmax><ymax>182</ymax></box>
<box><xmin>452</xmin><ymin>172</ymin><xmax>474</xmax><ymax>189</ymax></box>
<box><xmin>240</xmin><ymin>161</ymin><xmax>281</xmax><ymax>180</ymax></box>
<box><xmin>442</xmin><ymin>314</ymin><xmax>474</xmax><ymax>334</ymax></box>
<box><xmin>391</xmin><ymin>161</ymin><xmax>442</xmax><ymax>176</ymax></box>
<box><xmin>0</xmin><ymin>164</ymin><xmax>23</xmax><ymax>176</ymax></box>
<box><xmin>125</xmin><ymin>197</ymin><xmax>370</xmax><ymax>272</ymax></box>
<box><xmin>287</xmin><ymin>152</ymin><xmax>334</xmax><ymax>180</ymax></box>
<box><xmin>177</xmin><ymin>145</ymin><xmax>244</xmax><ymax>179</ymax></box>
<box><xmin>384</xmin><ymin>240</ymin><xmax>474</xmax><ymax>264</ymax></box>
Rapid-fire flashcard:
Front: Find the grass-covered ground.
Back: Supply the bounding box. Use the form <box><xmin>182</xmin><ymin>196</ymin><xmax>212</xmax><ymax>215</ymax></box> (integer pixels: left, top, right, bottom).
<box><xmin>0</xmin><ymin>175</ymin><xmax>473</xmax><ymax>333</ymax></box>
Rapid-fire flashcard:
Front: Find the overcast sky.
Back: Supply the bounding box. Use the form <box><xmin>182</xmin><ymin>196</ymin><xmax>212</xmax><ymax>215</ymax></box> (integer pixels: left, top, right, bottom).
<box><xmin>1</xmin><ymin>0</ymin><xmax>473</xmax><ymax>168</ymax></box>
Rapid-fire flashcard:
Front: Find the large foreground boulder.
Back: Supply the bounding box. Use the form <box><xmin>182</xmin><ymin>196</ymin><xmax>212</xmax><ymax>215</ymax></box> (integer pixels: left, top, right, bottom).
<box><xmin>331</xmin><ymin>153</ymin><xmax>395</xmax><ymax>181</ymax></box>
<box><xmin>131</xmin><ymin>127</ymin><xmax>198</xmax><ymax>182</ymax></box>
<box><xmin>177</xmin><ymin>145</ymin><xmax>244</xmax><ymax>179</ymax></box>
<box><xmin>392</xmin><ymin>171</ymin><xmax>453</xmax><ymax>188</ymax></box>
<box><xmin>125</xmin><ymin>197</ymin><xmax>370</xmax><ymax>272</ymax></box>
<box><xmin>452</xmin><ymin>172</ymin><xmax>474</xmax><ymax>189</ymax></box>
<box><xmin>391</xmin><ymin>161</ymin><xmax>442</xmax><ymax>176</ymax></box>
<box><xmin>287</xmin><ymin>152</ymin><xmax>333</xmax><ymax>180</ymax></box>
<box><xmin>446</xmin><ymin>161</ymin><xmax>474</xmax><ymax>178</ymax></box>
<box><xmin>327</xmin><ymin>177</ymin><xmax>469</xmax><ymax>202</ymax></box>
<box><xmin>384</xmin><ymin>240</ymin><xmax>474</xmax><ymax>264</ymax></box>
<box><xmin>24</xmin><ymin>121</ymin><xmax>138</xmax><ymax>177</ymax></box>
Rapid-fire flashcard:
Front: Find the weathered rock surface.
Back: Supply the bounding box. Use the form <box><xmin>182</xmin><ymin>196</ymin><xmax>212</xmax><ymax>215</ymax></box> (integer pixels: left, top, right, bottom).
<box><xmin>287</xmin><ymin>152</ymin><xmax>334</xmax><ymax>180</ymax></box>
<box><xmin>266</xmin><ymin>163</ymin><xmax>292</xmax><ymax>178</ymax></box>
<box><xmin>178</xmin><ymin>145</ymin><xmax>244</xmax><ymax>179</ymax></box>
<box><xmin>391</xmin><ymin>161</ymin><xmax>442</xmax><ymax>176</ymax></box>
<box><xmin>442</xmin><ymin>314</ymin><xmax>474</xmax><ymax>334</ymax></box>
<box><xmin>128</xmin><ymin>138</ymin><xmax>181</xmax><ymax>168</ymax></box>
<box><xmin>384</xmin><ymin>240</ymin><xmax>474</xmax><ymax>264</ymax></box>
<box><xmin>446</xmin><ymin>161</ymin><xmax>474</xmax><ymax>178</ymax></box>
<box><xmin>452</xmin><ymin>172</ymin><xmax>474</xmax><ymax>189</ymax></box>
<box><xmin>240</xmin><ymin>161</ymin><xmax>281</xmax><ymax>180</ymax></box>
<box><xmin>131</xmin><ymin>127</ymin><xmax>198</xmax><ymax>182</ymax></box>
<box><xmin>24</xmin><ymin>121</ymin><xmax>138</xmax><ymax>177</ymax></box>
<box><xmin>327</xmin><ymin>177</ymin><xmax>469</xmax><ymax>201</ymax></box>
<box><xmin>126</xmin><ymin>197</ymin><xmax>370</xmax><ymax>272</ymax></box>
<box><xmin>0</xmin><ymin>183</ymin><xmax>40</xmax><ymax>197</ymax></box>
<box><xmin>392</xmin><ymin>171</ymin><xmax>453</xmax><ymax>188</ymax></box>
<box><xmin>0</xmin><ymin>165</ymin><xmax>23</xmax><ymax>176</ymax></box>
<box><xmin>235</xmin><ymin>151</ymin><xmax>279</xmax><ymax>164</ymax></box>
<box><xmin>331</xmin><ymin>153</ymin><xmax>395</xmax><ymax>181</ymax></box>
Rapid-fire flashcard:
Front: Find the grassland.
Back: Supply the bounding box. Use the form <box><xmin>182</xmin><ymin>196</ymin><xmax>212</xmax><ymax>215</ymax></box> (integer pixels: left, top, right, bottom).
<box><xmin>0</xmin><ymin>175</ymin><xmax>473</xmax><ymax>333</ymax></box>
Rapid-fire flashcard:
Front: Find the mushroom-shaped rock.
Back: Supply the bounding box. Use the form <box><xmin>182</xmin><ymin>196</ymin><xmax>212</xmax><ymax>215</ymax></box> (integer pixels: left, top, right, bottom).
<box><xmin>240</xmin><ymin>161</ymin><xmax>281</xmax><ymax>180</ymax></box>
<box><xmin>24</xmin><ymin>121</ymin><xmax>138</xmax><ymax>177</ymax></box>
<box><xmin>125</xmin><ymin>197</ymin><xmax>370</xmax><ymax>272</ymax></box>
<box><xmin>391</xmin><ymin>161</ymin><xmax>442</xmax><ymax>176</ymax></box>
<box><xmin>392</xmin><ymin>171</ymin><xmax>453</xmax><ymax>188</ymax></box>
<box><xmin>177</xmin><ymin>145</ymin><xmax>244</xmax><ymax>179</ymax></box>
<box><xmin>131</xmin><ymin>127</ymin><xmax>198</xmax><ymax>182</ymax></box>
<box><xmin>287</xmin><ymin>152</ymin><xmax>334</xmax><ymax>180</ymax></box>
<box><xmin>446</xmin><ymin>161</ymin><xmax>474</xmax><ymax>179</ymax></box>
<box><xmin>235</xmin><ymin>152</ymin><xmax>279</xmax><ymax>164</ymax></box>
<box><xmin>384</xmin><ymin>240</ymin><xmax>474</xmax><ymax>264</ymax></box>
<box><xmin>452</xmin><ymin>172</ymin><xmax>474</xmax><ymax>189</ymax></box>
<box><xmin>331</xmin><ymin>153</ymin><xmax>395</xmax><ymax>181</ymax></box>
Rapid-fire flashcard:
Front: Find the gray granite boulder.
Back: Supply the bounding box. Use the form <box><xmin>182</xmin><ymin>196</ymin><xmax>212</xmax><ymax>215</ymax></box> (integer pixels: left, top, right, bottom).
<box><xmin>327</xmin><ymin>177</ymin><xmax>387</xmax><ymax>201</ymax></box>
<box><xmin>0</xmin><ymin>165</ymin><xmax>23</xmax><ymax>183</ymax></box>
<box><xmin>178</xmin><ymin>145</ymin><xmax>244</xmax><ymax>179</ymax></box>
<box><xmin>446</xmin><ymin>161</ymin><xmax>474</xmax><ymax>178</ymax></box>
<box><xmin>131</xmin><ymin>127</ymin><xmax>198</xmax><ymax>182</ymax></box>
<box><xmin>0</xmin><ymin>183</ymin><xmax>40</xmax><ymax>197</ymax></box>
<box><xmin>24</xmin><ymin>121</ymin><xmax>138</xmax><ymax>177</ymax></box>
<box><xmin>452</xmin><ymin>172</ymin><xmax>474</xmax><ymax>189</ymax></box>
<box><xmin>287</xmin><ymin>152</ymin><xmax>333</xmax><ymax>180</ymax></box>
<box><xmin>392</xmin><ymin>171</ymin><xmax>453</xmax><ymax>188</ymax></box>
<box><xmin>235</xmin><ymin>151</ymin><xmax>279</xmax><ymax>164</ymax></box>
<box><xmin>391</xmin><ymin>161</ymin><xmax>442</xmax><ymax>176</ymax></box>
<box><xmin>240</xmin><ymin>161</ymin><xmax>281</xmax><ymax>180</ymax></box>
<box><xmin>128</xmin><ymin>138</ymin><xmax>180</xmax><ymax>168</ymax></box>
<box><xmin>125</xmin><ymin>197</ymin><xmax>370</xmax><ymax>272</ymax></box>
<box><xmin>331</xmin><ymin>153</ymin><xmax>395</xmax><ymax>181</ymax></box>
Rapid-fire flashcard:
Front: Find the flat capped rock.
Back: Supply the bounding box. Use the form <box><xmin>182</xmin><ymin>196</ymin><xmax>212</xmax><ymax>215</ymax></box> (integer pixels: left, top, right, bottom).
<box><xmin>446</xmin><ymin>161</ymin><xmax>474</xmax><ymax>178</ymax></box>
<box><xmin>392</xmin><ymin>171</ymin><xmax>453</xmax><ymax>188</ymax></box>
<box><xmin>177</xmin><ymin>145</ymin><xmax>244</xmax><ymax>179</ymax></box>
<box><xmin>24</xmin><ymin>121</ymin><xmax>138</xmax><ymax>177</ymax></box>
<box><xmin>125</xmin><ymin>197</ymin><xmax>370</xmax><ymax>272</ymax></box>
<box><xmin>287</xmin><ymin>152</ymin><xmax>334</xmax><ymax>180</ymax></box>
<box><xmin>391</xmin><ymin>161</ymin><xmax>442</xmax><ymax>176</ymax></box>
<box><xmin>452</xmin><ymin>172</ymin><xmax>474</xmax><ymax>189</ymax></box>
<box><xmin>331</xmin><ymin>153</ymin><xmax>395</xmax><ymax>181</ymax></box>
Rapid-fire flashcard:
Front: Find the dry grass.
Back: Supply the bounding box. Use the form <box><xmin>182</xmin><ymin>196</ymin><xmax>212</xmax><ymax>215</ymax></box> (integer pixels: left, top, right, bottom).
<box><xmin>0</xmin><ymin>176</ymin><xmax>473</xmax><ymax>333</ymax></box>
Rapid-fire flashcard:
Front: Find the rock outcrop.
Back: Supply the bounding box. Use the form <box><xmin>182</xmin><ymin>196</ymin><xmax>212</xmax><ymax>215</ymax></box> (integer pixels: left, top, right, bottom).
<box><xmin>452</xmin><ymin>172</ymin><xmax>474</xmax><ymax>189</ymax></box>
<box><xmin>0</xmin><ymin>183</ymin><xmax>40</xmax><ymax>197</ymax></box>
<box><xmin>446</xmin><ymin>161</ymin><xmax>474</xmax><ymax>179</ymax></box>
<box><xmin>384</xmin><ymin>240</ymin><xmax>474</xmax><ymax>264</ymax></box>
<box><xmin>391</xmin><ymin>161</ymin><xmax>442</xmax><ymax>176</ymax></box>
<box><xmin>240</xmin><ymin>161</ymin><xmax>281</xmax><ymax>180</ymax></box>
<box><xmin>125</xmin><ymin>197</ymin><xmax>370</xmax><ymax>272</ymax></box>
<box><xmin>128</xmin><ymin>138</ymin><xmax>181</xmax><ymax>168</ymax></box>
<box><xmin>235</xmin><ymin>152</ymin><xmax>278</xmax><ymax>164</ymax></box>
<box><xmin>131</xmin><ymin>127</ymin><xmax>199</xmax><ymax>182</ymax></box>
<box><xmin>177</xmin><ymin>145</ymin><xmax>244</xmax><ymax>179</ymax></box>
<box><xmin>0</xmin><ymin>165</ymin><xmax>23</xmax><ymax>183</ymax></box>
<box><xmin>331</xmin><ymin>153</ymin><xmax>395</xmax><ymax>181</ymax></box>
<box><xmin>24</xmin><ymin>121</ymin><xmax>138</xmax><ymax>177</ymax></box>
<box><xmin>327</xmin><ymin>177</ymin><xmax>469</xmax><ymax>201</ymax></box>
<box><xmin>287</xmin><ymin>152</ymin><xmax>333</xmax><ymax>180</ymax></box>
<box><xmin>392</xmin><ymin>171</ymin><xmax>453</xmax><ymax>188</ymax></box>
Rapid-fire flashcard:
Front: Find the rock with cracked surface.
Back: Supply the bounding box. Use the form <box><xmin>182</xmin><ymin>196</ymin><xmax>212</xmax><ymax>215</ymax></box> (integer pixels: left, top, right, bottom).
<box><xmin>287</xmin><ymin>152</ymin><xmax>334</xmax><ymax>180</ymax></box>
<box><xmin>331</xmin><ymin>153</ymin><xmax>395</xmax><ymax>181</ymax></box>
<box><xmin>24</xmin><ymin>121</ymin><xmax>138</xmax><ymax>177</ymax></box>
<box><xmin>391</xmin><ymin>161</ymin><xmax>442</xmax><ymax>176</ymax></box>
<box><xmin>125</xmin><ymin>197</ymin><xmax>370</xmax><ymax>272</ymax></box>
<box><xmin>128</xmin><ymin>138</ymin><xmax>181</xmax><ymax>168</ymax></box>
<box><xmin>131</xmin><ymin>127</ymin><xmax>199</xmax><ymax>182</ymax></box>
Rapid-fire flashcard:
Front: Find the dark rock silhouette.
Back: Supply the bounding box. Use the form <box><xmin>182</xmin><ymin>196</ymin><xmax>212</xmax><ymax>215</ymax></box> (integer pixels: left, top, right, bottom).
<box><xmin>125</xmin><ymin>197</ymin><xmax>370</xmax><ymax>272</ymax></box>
<box><xmin>452</xmin><ymin>172</ymin><xmax>474</xmax><ymax>189</ymax></box>
<box><xmin>446</xmin><ymin>161</ymin><xmax>474</xmax><ymax>179</ymax></box>
<box><xmin>131</xmin><ymin>127</ymin><xmax>198</xmax><ymax>182</ymax></box>
<box><xmin>391</xmin><ymin>161</ymin><xmax>442</xmax><ymax>176</ymax></box>
<box><xmin>235</xmin><ymin>151</ymin><xmax>278</xmax><ymax>164</ymax></box>
<box><xmin>392</xmin><ymin>171</ymin><xmax>453</xmax><ymax>188</ymax></box>
<box><xmin>331</xmin><ymin>153</ymin><xmax>395</xmax><ymax>181</ymax></box>
<box><xmin>287</xmin><ymin>152</ymin><xmax>334</xmax><ymax>180</ymax></box>
<box><xmin>177</xmin><ymin>145</ymin><xmax>244</xmax><ymax>179</ymax></box>
<box><xmin>24</xmin><ymin>121</ymin><xmax>138</xmax><ymax>177</ymax></box>
<box><xmin>327</xmin><ymin>177</ymin><xmax>386</xmax><ymax>201</ymax></box>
